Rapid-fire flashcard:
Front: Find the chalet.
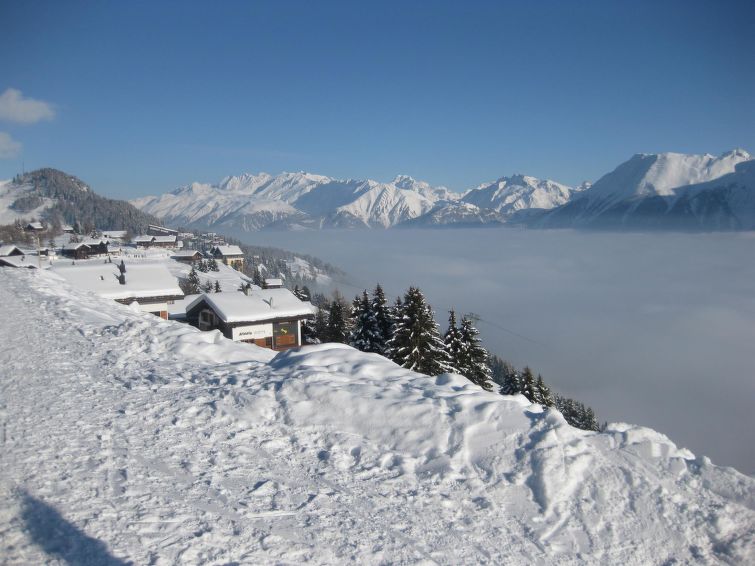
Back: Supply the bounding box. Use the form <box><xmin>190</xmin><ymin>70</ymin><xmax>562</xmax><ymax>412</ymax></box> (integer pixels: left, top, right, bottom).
<box><xmin>133</xmin><ymin>235</ymin><xmax>177</xmax><ymax>249</ymax></box>
<box><xmin>51</xmin><ymin>262</ymin><xmax>184</xmax><ymax>319</ymax></box>
<box><xmin>211</xmin><ymin>245</ymin><xmax>244</xmax><ymax>270</ymax></box>
<box><xmin>61</xmin><ymin>224</ymin><xmax>75</xmax><ymax>234</ymax></box>
<box><xmin>148</xmin><ymin>224</ymin><xmax>179</xmax><ymax>237</ymax></box>
<box><xmin>61</xmin><ymin>243</ymin><xmax>92</xmax><ymax>260</ymax></box>
<box><xmin>184</xmin><ymin>288</ymin><xmax>316</xmax><ymax>350</ymax></box>
<box><xmin>80</xmin><ymin>238</ymin><xmax>109</xmax><ymax>255</ymax></box>
<box><xmin>0</xmin><ymin>245</ymin><xmax>24</xmax><ymax>257</ymax></box>
<box><xmin>264</xmin><ymin>278</ymin><xmax>283</xmax><ymax>289</ymax></box>
<box><xmin>171</xmin><ymin>250</ymin><xmax>203</xmax><ymax>264</ymax></box>
<box><xmin>25</xmin><ymin>221</ymin><xmax>45</xmax><ymax>232</ymax></box>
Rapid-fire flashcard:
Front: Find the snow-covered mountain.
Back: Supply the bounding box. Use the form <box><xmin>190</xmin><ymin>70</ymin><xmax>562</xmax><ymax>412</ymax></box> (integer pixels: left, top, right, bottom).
<box><xmin>540</xmin><ymin>149</ymin><xmax>754</xmax><ymax>229</ymax></box>
<box><xmin>462</xmin><ymin>174</ymin><xmax>583</xmax><ymax>216</ymax></box>
<box><xmin>2</xmin><ymin>267</ymin><xmax>754</xmax><ymax>564</ymax></box>
<box><xmin>398</xmin><ymin>201</ymin><xmax>504</xmax><ymax>228</ymax></box>
<box><xmin>132</xmin><ymin>173</ymin><xmax>456</xmax><ymax>230</ymax></box>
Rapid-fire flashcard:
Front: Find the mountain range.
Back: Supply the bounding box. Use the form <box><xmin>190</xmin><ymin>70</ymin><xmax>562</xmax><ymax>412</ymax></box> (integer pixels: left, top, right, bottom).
<box><xmin>131</xmin><ymin>149</ymin><xmax>754</xmax><ymax>231</ymax></box>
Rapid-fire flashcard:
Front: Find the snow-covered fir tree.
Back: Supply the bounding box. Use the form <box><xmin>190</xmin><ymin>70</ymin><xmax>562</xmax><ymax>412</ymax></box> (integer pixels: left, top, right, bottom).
<box><xmin>536</xmin><ymin>374</ymin><xmax>554</xmax><ymax>407</ymax></box>
<box><xmin>520</xmin><ymin>366</ymin><xmax>537</xmax><ymax>401</ymax></box>
<box><xmin>214</xmin><ymin>280</ymin><xmax>222</xmax><ymax>293</ymax></box>
<box><xmin>371</xmin><ymin>284</ymin><xmax>393</xmax><ymax>354</ymax></box>
<box><xmin>387</xmin><ymin>286</ymin><xmax>453</xmax><ymax>376</ymax></box>
<box><xmin>209</xmin><ymin>258</ymin><xmax>219</xmax><ymax>272</ymax></box>
<box><xmin>325</xmin><ymin>296</ymin><xmax>348</xmax><ymax>343</ymax></box>
<box><xmin>459</xmin><ymin>316</ymin><xmax>494</xmax><ymax>391</ymax></box>
<box><xmin>349</xmin><ymin>290</ymin><xmax>383</xmax><ymax>353</ymax></box>
<box><xmin>443</xmin><ymin>309</ymin><xmax>464</xmax><ymax>374</ymax></box>
<box><xmin>183</xmin><ymin>267</ymin><xmax>201</xmax><ymax>295</ymax></box>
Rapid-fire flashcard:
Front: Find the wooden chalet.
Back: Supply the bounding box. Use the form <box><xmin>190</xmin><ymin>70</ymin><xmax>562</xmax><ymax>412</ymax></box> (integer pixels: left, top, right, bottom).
<box><xmin>184</xmin><ymin>288</ymin><xmax>316</xmax><ymax>350</ymax></box>
<box><xmin>264</xmin><ymin>278</ymin><xmax>283</xmax><ymax>289</ymax></box>
<box><xmin>25</xmin><ymin>221</ymin><xmax>45</xmax><ymax>232</ymax></box>
<box><xmin>171</xmin><ymin>250</ymin><xmax>203</xmax><ymax>264</ymax></box>
<box><xmin>0</xmin><ymin>255</ymin><xmax>36</xmax><ymax>268</ymax></box>
<box><xmin>148</xmin><ymin>224</ymin><xmax>179</xmax><ymax>237</ymax></box>
<box><xmin>211</xmin><ymin>245</ymin><xmax>245</xmax><ymax>270</ymax></box>
<box><xmin>80</xmin><ymin>238</ymin><xmax>109</xmax><ymax>255</ymax></box>
<box><xmin>52</xmin><ymin>262</ymin><xmax>184</xmax><ymax>319</ymax></box>
<box><xmin>133</xmin><ymin>235</ymin><xmax>178</xmax><ymax>249</ymax></box>
<box><xmin>61</xmin><ymin>242</ymin><xmax>92</xmax><ymax>260</ymax></box>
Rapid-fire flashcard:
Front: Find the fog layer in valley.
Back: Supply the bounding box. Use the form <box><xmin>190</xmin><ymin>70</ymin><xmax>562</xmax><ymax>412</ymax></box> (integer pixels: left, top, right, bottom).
<box><xmin>241</xmin><ymin>228</ymin><xmax>755</xmax><ymax>475</ymax></box>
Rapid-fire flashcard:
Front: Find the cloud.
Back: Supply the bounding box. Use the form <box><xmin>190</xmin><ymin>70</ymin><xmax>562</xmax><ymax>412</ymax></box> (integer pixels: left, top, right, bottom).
<box><xmin>0</xmin><ymin>88</ymin><xmax>55</xmax><ymax>124</ymax></box>
<box><xmin>0</xmin><ymin>132</ymin><xmax>22</xmax><ymax>158</ymax></box>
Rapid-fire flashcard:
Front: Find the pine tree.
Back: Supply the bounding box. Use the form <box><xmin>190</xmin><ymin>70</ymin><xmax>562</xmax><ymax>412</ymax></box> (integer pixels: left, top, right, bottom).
<box><xmin>536</xmin><ymin>374</ymin><xmax>554</xmax><ymax>407</ymax></box>
<box><xmin>326</xmin><ymin>297</ymin><xmax>348</xmax><ymax>343</ymax></box>
<box><xmin>183</xmin><ymin>267</ymin><xmax>201</xmax><ymax>295</ymax></box>
<box><xmin>349</xmin><ymin>290</ymin><xmax>382</xmax><ymax>353</ymax></box>
<box><xmin>387</xmin><ymin>286</ymin><xmax>453</xmax><ymax>376</ymax></box>
<box><xmin>252</xmin><ymin>266</ymin><xmax>264</xmax><ymax>287</ymax></box>
<box><xmin>312</xmin><ymin>306</ymin><xmax>328</xmax><ymax>343</ymax></box>
<box><xmin>214</xmin><ymin>280</ymin><xmax>222</xmax><ymax>293</ymax></box>
<box><xmin>443</xmin><ymin>309</ymin><xmax>464</xmax><ymax>374</ymax></box>
<box><xmin>201</xmin><ymin>280</ymin><xmax>213</xmax><ymax>293</ymax></box>
<box><xmin>459</xmin><ymin>316</ymin><xmax>494</xmax><ymax>391</ymax></box>
<box><xmin>371</xmin><ymin>283</ymin><xmax>393</xmax><ymax>354</ymax></box>
<box><xmin>209</xmin><ymin>258</ymin><xmax>219</xmax><ymax>272</ymax></box>
<box><xmin>301</xmin><ymin>285</ymin><xmax>312</xmax><ymax>302</ymax></box>
<box><xmin>520</xmin><ymin>366</ymin><xmax>537</xmax><ymax>401</ymax></box>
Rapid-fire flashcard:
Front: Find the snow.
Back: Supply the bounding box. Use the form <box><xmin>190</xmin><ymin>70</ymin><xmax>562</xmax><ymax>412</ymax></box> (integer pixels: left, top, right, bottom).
<box><xmin>0</xmin><ymin>245</ymin><xmax>23</xmax><ymax>256</ymax></box>
<box><xmin>51</xmin><ymin>262</ymin><xmax>183</xmax><ymax>300</ymax></box>
<box><xmin>185</xmin><ymin>288</ymin><xmax>317</xmax><ymax>323</ymax></box>
<box><xmin>1</xmin><ymin>268</ymin><xmax>753</xmax><ymax>564</ymax></box>
<box><xmin>212</xmin><ymin>245</ymin><xmax>243</xmax><ymax>256</ymax></box>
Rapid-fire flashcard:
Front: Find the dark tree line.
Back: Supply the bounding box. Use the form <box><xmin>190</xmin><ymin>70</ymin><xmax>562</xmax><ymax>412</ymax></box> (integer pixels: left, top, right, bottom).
<box><xmin>300</xmin><ymin>284</ymin><xmax>602</xmax><ymax>432</ymax></box>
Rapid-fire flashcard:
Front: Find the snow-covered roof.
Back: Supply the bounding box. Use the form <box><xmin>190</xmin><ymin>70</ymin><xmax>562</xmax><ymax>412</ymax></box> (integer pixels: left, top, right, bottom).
<box><xmin>171</xmin><ymin>250</ymin><xmax>202</xmax><ymax>258</ymax></box>
<box><xmin>0</xmin><ymin>245</ymin><xmax>23</xmax><ymax>256</ymax></box>
<box><xmin>63</xmin><ymin>242</ymin><xmax>90</xmax><ymax>251</ymax></box>
<box><xmin>153</xmin><ymin>235</ymin><xmax>177</xmax><ymax>243</ymax></box>
<box><xmin>264</xmin><ymin>278</ymin><xmax>283</xmax><ymax>287</ymax></box>
<box><xmin>186</xmin><ymin>288</ymin><xmax>316</xmax><ymax>323</ymax></box>
<box><xmin>61</xmin><ymin>224</ymin><xmax>74</xmax><ymax>231</ymax></box>
<box><xmin>213</xmin><ymin>245</ymin><xmax>243</xmax><ymax>256</ymax></box>
<box><xmin>80</xmin><ymin>238</ymin><xmax>109</xmax><ymax>246</ymax></box>
<box><xmin>0</xmin><ymin>255</ymin><xmax>36</xmax><ymax>268</ymax></box>
<box><xmin>101</xmin><ymin>230</ymin><xmax>127</xmax><ymax>238</ymax></box>
<box><xmin>26</xmin><ymin>221</ymin><xmax>44</xmax><ymax>230</ymax></box>
<box><xmin>52</xmin><ymin>263</ymin><xmax>183</xmax><ymax>300</ymax></box>
<box><xmin>133</xmin><ymin>235</ymin><xmax>154</xmax><ymax>243</ymax></box>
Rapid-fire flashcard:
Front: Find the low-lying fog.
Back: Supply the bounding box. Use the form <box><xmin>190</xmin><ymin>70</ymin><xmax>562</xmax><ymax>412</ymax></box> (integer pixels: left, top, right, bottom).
<box><xmin>242</xmin><ymin>228</ymin><xmax>755</xmax><ymax>475</ymax></box>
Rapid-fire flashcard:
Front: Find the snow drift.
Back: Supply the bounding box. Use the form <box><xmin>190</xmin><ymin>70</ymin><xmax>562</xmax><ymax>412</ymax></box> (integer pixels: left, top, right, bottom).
<box><xmin>0</xmin><ymin>269</ymin><xmax>753</xmax><ymax>564</ymax></box>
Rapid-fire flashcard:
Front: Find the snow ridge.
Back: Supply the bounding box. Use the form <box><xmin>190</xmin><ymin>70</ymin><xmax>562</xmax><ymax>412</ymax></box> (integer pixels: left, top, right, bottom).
<box><xmin>1</xmin><ymin>268</ymin><xmax>753</xmax><ymax>564</ymax></box>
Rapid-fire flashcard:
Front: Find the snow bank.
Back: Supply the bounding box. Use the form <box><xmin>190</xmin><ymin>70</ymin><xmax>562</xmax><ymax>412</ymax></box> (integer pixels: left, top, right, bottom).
<box><xmin>1</xmin><ymin>268</ymin><xmax>753</xmax><ymax>565</ymax></box>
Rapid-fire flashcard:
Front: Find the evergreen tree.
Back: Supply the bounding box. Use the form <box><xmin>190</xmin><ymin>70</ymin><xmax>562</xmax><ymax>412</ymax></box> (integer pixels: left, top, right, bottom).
<box><xmin>536</xmin><ymin>374</ymin><xmax>554</xmax><ymax>407</ymax></box>
<box><xmin>209</xmin><ymin>258</ymin><xmax>219</xmax><ymax>272</ymax></box>
<box><xmin>252</xmin><ymin>266</ymin><xmax>264</xmax><ymax>288</ymax></box>
<box><xmin>301</xmin><ymin>285</ymin><xmax>312</xmax><ymax>302</ymax></box>
<box><xmin>520</xmin><ymin>366</ymin><xmax>537</xmax><ymax>401</ymax></box>
<box><xmin>349</xmin><ymin>290</ymin><xmax>383</xmax><ymax>353</ymax></box>
<box><xmin>459</xmin><ymin>316</ymin><xmax>494</xmax><ymax>391</ymax></box>
<box><xmin>371</xmin><ymin>284</ymin><xmax>393</xmax><ymax>354</ymax></box>
<box><xmin>214</xmin><ymin>280</ymin><xmax>222</xmax><ymax>293</ymax></box>
<box><xmin>387</xmin><ymin>286</ymin><xmax>453</xmax><ymax>376</ymax></box>
<box><xmin>197</xmin><ymin>260</ymin><xmax>208</xmax><ymax>273</ymax></box>
<box><xmin>182</xmin><ymin>267</ymin><xmax>201</xmax><ymax>295</ymax></box>
<box><xmin>326</xmin><ymin>296</ymin><xmax>348</xmax><ymax>343</ymax></box>
<box><xmin>313</xmin><ymin>306</ymin><xmax>328</xmax><ymax>343</ymax></box>
<box><xmin>443</xmin><ymin>309</ymin><xmax>464</xmax><ymax>374</ymax></box>
<box><xmin>201</xmin><ymin>280</ymin><xmax>213</xmax><ymax>293</ymax></box>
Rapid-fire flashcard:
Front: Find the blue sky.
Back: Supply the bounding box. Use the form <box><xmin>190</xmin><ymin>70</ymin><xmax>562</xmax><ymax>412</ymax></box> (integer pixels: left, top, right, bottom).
<box><xmin>0</xmin><ymin>0</ymin><xmax>753</xmax><ymax>198</ymax></box>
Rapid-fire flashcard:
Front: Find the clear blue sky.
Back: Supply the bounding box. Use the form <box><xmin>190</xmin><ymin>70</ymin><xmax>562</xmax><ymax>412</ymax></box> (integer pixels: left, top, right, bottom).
<box><xmin>1</xmin><ymin>0</ymin><xmax>753</xmax><ymax>198</ymax></box>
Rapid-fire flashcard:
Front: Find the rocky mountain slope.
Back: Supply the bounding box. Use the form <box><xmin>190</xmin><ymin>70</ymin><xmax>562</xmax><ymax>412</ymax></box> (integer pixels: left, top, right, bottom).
<box><xmin>539</xmin><ymin>149</ymin><xmax>754</xmax><ymax>229</ymax></box>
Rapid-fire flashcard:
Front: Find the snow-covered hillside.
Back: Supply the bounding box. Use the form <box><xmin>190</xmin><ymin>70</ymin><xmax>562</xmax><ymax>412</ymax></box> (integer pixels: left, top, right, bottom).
<box><xmin>462</xmin><ymin>174</ymin><xmax>581</xmax><ymax>216</ymax></box>
<box><xmin>1</xmin><ymin>268</ymin><xmax>753</xmax><ymax>564</ymax></box>
<box><xmin>540</xmin><ymin>149</ymin><xmax>754</xmax><ymax>229</ymax></box>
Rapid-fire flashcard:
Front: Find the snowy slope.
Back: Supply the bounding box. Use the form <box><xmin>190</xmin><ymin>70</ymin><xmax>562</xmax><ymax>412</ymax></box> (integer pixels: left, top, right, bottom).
<box><xmin>462</xmin><ymin>174</ymin><xmax>580</xmax><ymax>216</ymax></box>
<box><xmin>0</xmin><ymin>179</ymin><xmax>55</xmax><ymax>225</ymax></box>
<box><xmin>540</xmin><ymin>149</ymin><xmax>753</xmax><ymax>228</ymax></box>
<box><xmin>399</xmin><ymin>201</ymin><xmax>504</xmax><ymax>227</ymax></box>
<box><xmin>1</xmin><ymin>268</ymin><xmax>754</xmax><ymax>564</ymax></box>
